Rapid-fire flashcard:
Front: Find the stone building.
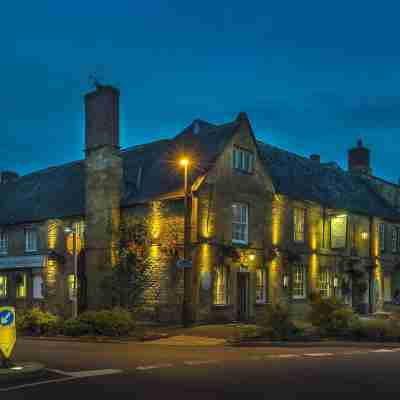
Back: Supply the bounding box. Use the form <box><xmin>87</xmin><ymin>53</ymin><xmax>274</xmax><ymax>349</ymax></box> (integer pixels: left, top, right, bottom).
<box><xmin>1</xmin><ymin>85</ymin><xmax>400</xmax><ymax>322</ymax></box>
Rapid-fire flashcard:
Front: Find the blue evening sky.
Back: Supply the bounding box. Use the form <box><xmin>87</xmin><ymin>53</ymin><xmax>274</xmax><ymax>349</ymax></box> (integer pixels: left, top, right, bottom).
<box><xmin>1</xmin><ymin>1</ymin><xmax>399</xmax><ymax>182</ymax></box>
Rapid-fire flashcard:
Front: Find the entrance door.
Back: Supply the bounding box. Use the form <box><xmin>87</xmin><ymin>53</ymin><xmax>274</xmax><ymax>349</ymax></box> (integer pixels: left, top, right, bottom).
<box><xmin>237</xmin><ymin>273</ymin><xmax>249</xmax><ymax>321</ymax></box>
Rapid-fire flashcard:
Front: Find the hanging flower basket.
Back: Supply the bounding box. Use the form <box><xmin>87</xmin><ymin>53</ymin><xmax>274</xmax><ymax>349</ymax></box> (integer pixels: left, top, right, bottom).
<box><xmin>266</xmin><ymin>247</ymin><xmax>278</xmax><ymax>262</ymax></box>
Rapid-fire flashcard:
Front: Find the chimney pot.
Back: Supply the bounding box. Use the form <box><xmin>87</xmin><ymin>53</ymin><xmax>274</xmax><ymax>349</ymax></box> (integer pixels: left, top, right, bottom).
<box><xmin>310</xmin><ymin>154</ymin><xmax>320</xmax><ymax>163</ymax></box>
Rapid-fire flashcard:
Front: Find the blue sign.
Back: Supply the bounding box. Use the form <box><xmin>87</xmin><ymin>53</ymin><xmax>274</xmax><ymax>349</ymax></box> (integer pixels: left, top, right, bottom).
<box><xmin>0</xmin><ymin>310</ymin><xmax>14</xmax><ymax>327</ymax></box>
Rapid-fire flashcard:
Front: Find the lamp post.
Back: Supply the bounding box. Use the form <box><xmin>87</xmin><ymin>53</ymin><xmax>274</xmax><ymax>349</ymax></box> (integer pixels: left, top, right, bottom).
<box><xmin>180</xmin><ymin>158</ymin><xmax>192</xmax><ymax>327</ymax></box>
<box><xmin>64</xmin><ymin>225</ymin><xmax>78</xmax><ymax>319</ymax></box>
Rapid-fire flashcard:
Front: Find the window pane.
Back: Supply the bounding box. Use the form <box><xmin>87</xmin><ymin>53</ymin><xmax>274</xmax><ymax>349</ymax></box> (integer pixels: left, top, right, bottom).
<box><xmin>0</xmin><ymin>276</ymin><xmax>7</xmax><ymax>298</ymax></box>
<box><xmin>256</xmin><ymin>269</ymin><xmax>266</xmax><ymax>303</ymax></box>
<box><xmin>68</xmin><ymin>274</ymin><xmax>76</xmax><ymax>300</ymax></box>
<box><xmin>293</xmin><ymin>208</ymin><xmax>305</xmax><ymax>242</ymax></box>
<box><xmin>33</xmin><ymin>275</ymin><xmax>43</xmax><ymax>299</ymax></box>
<box><xmin>16</xmin><ymin>273</ymin><xmax>27</xmax><ymax>298</ymax></box>
<box><xmin>319</xmin><ymin>270</ymin><xmax>331</xmax><ymax>298</ymax></box>
<box><xmin>0</xmin><ymin>232</ymin><xmax>8</xmax><ymax>254</ymax></box>
<box><xmin>292</xmin><ymin>265</ymin><xmax>306</xmax><ymax>299</ymax></box>
<box><xmin>232</xmin><ymin>204</ymin><xmax>248</xmax><ymax>243</ymax></box>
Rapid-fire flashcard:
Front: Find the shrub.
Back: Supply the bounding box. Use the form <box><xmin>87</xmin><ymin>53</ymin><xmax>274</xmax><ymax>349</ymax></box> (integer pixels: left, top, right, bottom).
<box><xmin>350</xmin><ymin>319</ymin><xmax>400</xmax><ymax>341</ymax></box>
<box><xmin>75</xmin><ymin>308</ymin><xmax>135</xmax><ymax>336</ymax></box>
<box><xmin>63</xmin><ymin>319</ymin><xmax>93</xmax><ymax>337</ymax></box>
<box><xmin>261</xmin><ymin>303</ymin><xmax>298</xmax><ymax>340</ymax></box>
<box><xmin>308</xmin><ymin>295</ymin><xmax>357</xmax><ymax>334</ymax></box>
<box><xmin>17</xmin><ymin>308</ymin><xmax>61</xmax><ymax>336</ymax></box>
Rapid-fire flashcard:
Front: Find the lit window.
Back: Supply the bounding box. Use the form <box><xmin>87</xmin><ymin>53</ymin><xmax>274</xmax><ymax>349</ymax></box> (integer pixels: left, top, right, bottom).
<box><xmin>0</xmin><ymin>231</ymin><xmax>8</xmax><ymax>255</ymax></box>
<box><xmin>255</xmin><ymin>269</ymin><xmax>267</xmax><ymax>303</ymax></box>
<box><xmin>25</xmin><ymin>228</ymin><xmax>38</xmax><ymax>252</ymax></box>
<box><xmin>16</xmin><ymin>273</ymin><xmax>27</xmax><ymax>299</ymax></box>
<box><xmin>233</xmin><ymin>148</ymin><xmax>254</xmax><ymax>173</ymax></box>
<box><xmin>33</xmin><ymin>275</ymin><xmax>43</xmax><ymax>299</ymax></box>
<box><xmin>232</xmin><ymin>203</ymin><xmax>248</xmax><ymax>244</ymax></box>
<box><xmin>0</xmin><ymin>276</ymin><xmax>7</xmax><ymax>298</ymax></box>
<box><xmin>319</xmin><ymin>269</ymin><xmax>332</xmax><ymax>298</ymax></box>
<box><xmin>68</xmin><ymin>274</ymin><xmax>76</xmax><ymax>301</ymax></box>
<box><xmin>379</xmin><ymin>223</ymin><xmax>386</xmax><ymax>252</ymax></box>
<box><xmin>213</xmin><ymin>266</ymin><xmax>229</xmax><ymax>305</ymax></box>
<box><xmin>392</xmin><ymin>227</ymin><xmax>398</xmax><ymax>253</ymax></box>
<box><xmin>384</xmin><ymin>275</ymin><xmax>392</xmax><ymax>302</ymax></box>
<box><xmin>330</xmin><ymin>215</ymin><xmax>347</xmax><ymax>249</ymax></box>
<box><xmin>293</xmin><ymin>208</ymin><xmax>305</xmax><ymax>243</ymax></box>
<box><xmin>292</xmin><ymin>264</ymin><xmax>306</xmax><ymax>299</ymax></box>
<box><xmin>74</xmin><ymin>221</ymin><xmax>85</xmax><ymax>249</ymax></box>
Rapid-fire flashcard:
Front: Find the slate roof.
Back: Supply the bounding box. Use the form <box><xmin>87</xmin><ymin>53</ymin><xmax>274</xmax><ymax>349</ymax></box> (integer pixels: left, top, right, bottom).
<box><xmin>0</xmin><ymin>120</ymin><xmax>239</xmax><ymax>225</ymax></box>
<box><xmin>1</xmin><ymin>116</ymin><xmax>399</xmax><ymax>225</ymax></box>
<box><xmin>257</xmin><ymin>141</ymin><xmax>400</xmax><ymax>221</ymax></box>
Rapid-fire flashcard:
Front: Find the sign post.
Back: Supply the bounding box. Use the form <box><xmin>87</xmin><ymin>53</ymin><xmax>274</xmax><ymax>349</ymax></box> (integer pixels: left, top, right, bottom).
<box><xmin>0</xmin><ymin>307</ymin><xmax>16</xmax><ymax>368</ymax></box>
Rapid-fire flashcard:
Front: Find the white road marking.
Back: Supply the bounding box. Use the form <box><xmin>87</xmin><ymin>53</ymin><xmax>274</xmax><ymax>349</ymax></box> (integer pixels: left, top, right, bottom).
<box><xmin>0</xmin><ymin>369</ymin><xmax>123</xmax><ymax>392</ymax></box>
<box><xmin>136</xmin><ymin>363</ymin><xmax>174</xmax><ymax>370</ymax></box>
<box><xmin>304</xmin><ymin>353</ymin><xmax>334</xmax><ymax>357</ymax></box>
<box><xmin>184</xmin><ymin>360</ymin><xmax>218</xmax><ymax>366</ymax></box>
<box><xmin>370</xmin><ymin>349</ymin><xmax>395</xmax><ymax>353</ymax></box>
<box><xmin>342</xmin><ymin>351</ymin><xmax>370</xmax><ymax>355</ymax></box>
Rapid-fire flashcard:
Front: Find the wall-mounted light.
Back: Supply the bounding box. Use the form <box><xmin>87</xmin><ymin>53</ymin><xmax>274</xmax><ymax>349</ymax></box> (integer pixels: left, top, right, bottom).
<box><xmin>333</xmin><ymin>277</ymin><xmax>339</xmax><ymax>288</ymax></box>
<box><xmin>248</xmin><ymin>254</ymin><xmax>256</xmax><ymax>262</ymax></box>
<box><xmin>283</xmin><ymin>274</ymin><xmax>289</xmax><ymax>289</ymax></box>
<box><xmin>361</xmin><ymin>231</ymin><xmax>369</xmax><ymax>240</ymax></box>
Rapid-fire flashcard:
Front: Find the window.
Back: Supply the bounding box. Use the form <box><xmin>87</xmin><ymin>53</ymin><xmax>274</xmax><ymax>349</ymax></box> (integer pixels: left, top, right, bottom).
<box><xmin>33</xmin><ymin>275</ymin><xmax>43</xmax><ymax>299</ymax></box>
<box><xmin>74</xmin><ymin>221</ymin><xmax>85</xmax><ymax>249</ymax></box>
<box><xmin>379</xmin><ymin>223</ymin><xmax>386</xmax><ymax>252</ymax></box>
<box><xmin>293</xmin><ymin>208</ymin><xmax>305</xmax><ymax>243</ymax></box>
<box><xmin>232</xmin><ymin>147</ymin><xmax>254</xmax><ymax>173</ymax></box>
<box><xmin>392</xmin><ymin>227</ymin><xmax>398</xmax><ymax>253</ymax></box>
<box><xmin>16</xmin><ymin>273</ymin><xmax>27</xmax><ymax>299</ymax></box>
<box><xmin>25</xmin><ymin>228</ymin><xmax>38</xmax><ymax>252</ymax></box>
<box><xmin>319</xmin><ymin>270</ymin><xmax>332</xmax><ymax>298</ymax></box>
<box><xmin>330</xmin><ymin>215</ymin><xmax>347</xmax><ymax>249</ymax></box>
<box><xmin>213</xmin><ymin>266</ymin><xmax>229</xmax><ymax>305</ymax></box>
<box><xmin>292</xmin><ymin>264</ymin><xmax>306</xmax><ymax>299</ymax></box>
<box><xmin>68</xmin><ymin>274</ymin><xmax>76</xmax><ymax>301</ymax></box>
<box><xmin>384</xmin><ymin>275</ymin><xmax>392</xmax><ymax>302</ymax></box>
<box><xmin>0</xmin><ymin>275</ymin><xmax>7</xmax><ymax>298</ymax></box>
<box><xmin>255</xmin><ymin>269</ymin><xmax>267</xmax><ymax>303</ymax></box>
<box><xmin>0</xmin><ymin>231</ymin><xmax>8</xmax><ymax>255</ymax></box>
<box><xmin>232</xmin><ymin>203</ymin><xmax>248</xmax><ymax>244</ymax></box>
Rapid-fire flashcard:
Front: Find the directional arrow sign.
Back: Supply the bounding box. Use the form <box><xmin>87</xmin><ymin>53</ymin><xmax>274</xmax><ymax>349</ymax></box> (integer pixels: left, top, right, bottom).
<box><xmin>0</xmin><ymin>307</ymin><xmax>16</xmax><ymax>360</ymax></box>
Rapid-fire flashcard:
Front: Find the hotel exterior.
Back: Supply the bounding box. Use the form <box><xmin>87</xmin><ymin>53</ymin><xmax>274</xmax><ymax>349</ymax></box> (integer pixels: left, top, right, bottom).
<box><xmin>1</xmin><ymin>85</ymin><xmax>400</xmax><ymax>322</ymax></box>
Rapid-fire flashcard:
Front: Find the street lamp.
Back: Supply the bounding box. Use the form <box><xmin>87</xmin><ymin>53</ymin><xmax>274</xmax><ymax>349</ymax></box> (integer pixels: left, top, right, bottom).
<box><xmin>180</xmin><ymin>157</ymin><xmax>192</xmax><ymax>327</ymax></box>
<box><xmin>64</xmin><ymin>225</ymin><xmax>78</xmax><ymax>319</ymax></box>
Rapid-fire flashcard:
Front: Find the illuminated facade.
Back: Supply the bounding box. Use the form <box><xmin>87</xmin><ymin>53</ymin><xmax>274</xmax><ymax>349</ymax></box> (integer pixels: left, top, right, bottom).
<box><xmin>0</xmin><ymin>87</ymin><xmax>400</xmax><ymax>321</ymax></box>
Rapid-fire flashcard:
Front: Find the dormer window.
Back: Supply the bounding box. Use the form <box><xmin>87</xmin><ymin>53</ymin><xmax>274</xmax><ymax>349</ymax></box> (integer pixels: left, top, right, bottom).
<box><xmin>233</xmin><ymin>147</ymin><xmax>254</xmax><ymax>173</ymax></box>
<box><xmin>0</xmin><ymin>231</ymin><xmax>8</xmax><ymax>255</ymax></box>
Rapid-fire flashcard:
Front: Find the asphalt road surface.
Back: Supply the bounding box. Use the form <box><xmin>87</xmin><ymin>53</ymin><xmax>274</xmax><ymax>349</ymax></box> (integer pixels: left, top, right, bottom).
<box><xmin>3</xmin><ymin>338</ymin><xmax>400</xmax><ymax>399</ymax></box>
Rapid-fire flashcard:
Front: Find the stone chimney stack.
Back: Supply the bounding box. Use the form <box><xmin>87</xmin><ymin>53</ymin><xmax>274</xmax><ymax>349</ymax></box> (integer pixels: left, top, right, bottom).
<box><xmin>84</xmin><ymin>85</ymin><xmax>122</xmax><ymax>310</ymax></box>
<box><xmin>348</xmin><ymin>138</ymin><xmax>372</xmax><ymax>175</ymax></box>
<box><xmin>310</xmin><ymin>154</ymin><xmax>320</xmax><ymax>163</ymax></box>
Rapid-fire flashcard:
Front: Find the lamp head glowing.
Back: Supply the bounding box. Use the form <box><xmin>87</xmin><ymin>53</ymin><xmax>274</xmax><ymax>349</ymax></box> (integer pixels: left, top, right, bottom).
<box><xmin>180</xmin><ymin>158</ymin><xmax>189</xmax><ymax>167</ymax></box>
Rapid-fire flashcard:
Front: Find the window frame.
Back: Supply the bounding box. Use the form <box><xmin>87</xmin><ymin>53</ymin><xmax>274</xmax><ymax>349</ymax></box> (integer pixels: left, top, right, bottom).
<box><xmin>16</xmin><ymin>272</ymin><xmax>27</xmax><ymax>299</ymax></box>
<box><xmin>25</xmin><ymin>228</ymin><xmax>38</xmax><ymax>253</ymax></box>
<box><xmin>379</xmin><ymin>223</ymin><xmax>386</xmax><ymax>252</ymax></box>
<box><xmin>392</xmin><ymin>227</ymin><xmax>398</xmax><ymax>253</ymax></box>
<box><xmin>67</xmin><ymin>274</ymin><xmax>76</xmax><ymax>301</ymax></box>
<box><xmin>0</xmin><ymin>231</ymin><xmax>8</xmax><ymax>255</ymax></box>
<box><xmin>292</xmin><ymin>264</ymin><xmax>307</xmax><ymax>300</ymax></box>
<box><xmin>319</xmin><ymin>269</ymin><xmax>332</xmax><ymax>298</ymax></box>
<box><xmin>0</xmin><ymin>275</ymin><xmax>7</xmax><ymax>298</ymax></box>
<box><xmin>293</xmin><ymin>208</ymin><xmax>305</xmax><ymax>243</ymax></box>
<box><xmin>213</xmin><ymin>265</ymin><xmax>229</xmax><ymax>306</ymax></box>
<box><xmin>255</xmin><ymin>269</ymin><xmax>267</xmax><ymax>304</ymax></box>
<box><xmin>33</xmin><ymin>275</ymin><xmax>44</xmax><ymax>299</ymax></box>
<box><xmin>232</xmin><ymin>147</ymin><xmax>255</xmax><ymax>174</ymax></box>
<box><xmin>232</xmin><ymin>203</ymin><xmax>249</xmax><ymax>245</ymax></box>
<box><xmin>330</xmin><ymin>214</ymin><xmax>348</xmax><ymax>250</ymax></box>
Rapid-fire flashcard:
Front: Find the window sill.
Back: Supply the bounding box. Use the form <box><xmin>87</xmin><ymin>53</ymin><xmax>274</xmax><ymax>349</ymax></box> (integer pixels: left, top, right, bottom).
<box><xmin>212</xmin><ymin>304</ymin><xmax>233</xmax><ymax>309</ymax></box>
<box><xmin>232</xmin><ymin>240</ymin><xmax>248</xmax><ymax>246</ymax></box>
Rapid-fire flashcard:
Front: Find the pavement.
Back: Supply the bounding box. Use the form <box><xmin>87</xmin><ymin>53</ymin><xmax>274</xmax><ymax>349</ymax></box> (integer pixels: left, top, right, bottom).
<box><xmin>3</xmin><ymin>336</ymin><xmax>400</xmax><ymax>398</ymax></box>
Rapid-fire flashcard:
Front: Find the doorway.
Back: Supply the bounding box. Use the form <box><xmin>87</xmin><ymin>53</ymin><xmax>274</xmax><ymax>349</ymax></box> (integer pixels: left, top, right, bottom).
<box><xmin>237</xmin><ymin>272</ymin><xmax>249</xmax><ymax>321</ymax></box>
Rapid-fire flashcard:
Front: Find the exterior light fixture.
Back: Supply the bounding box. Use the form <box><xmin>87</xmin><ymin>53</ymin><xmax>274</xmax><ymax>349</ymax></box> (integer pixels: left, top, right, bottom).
<box><xmin>361</xmin><ymin>231</ymin><xmax>369</xmax><ymax>240</ymax></box>
<box><xmin>333</xmin><ymin>277</ymin><xmax>339</xmax><ymax>288</ymax></box>
<box><xmin>248</xmin><ymin>254</ymin><xmax>256</xmax><ymax>262</ymax></box>
<box><xmin>180</xmin><ymin>158</ymin><xmax>189</xmax><ymax>167</ymax></box>
<box><xmin>283</xmin><ymin>274</ymin><xmax>289</xmax><ymax>289</ymax></box>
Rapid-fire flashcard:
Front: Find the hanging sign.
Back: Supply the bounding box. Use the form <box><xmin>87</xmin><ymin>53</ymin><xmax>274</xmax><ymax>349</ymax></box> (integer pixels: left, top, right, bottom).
<box><xmin>0</xmin><ymin>307</ymin><xmax>16</xmax><ymax>360</ymax></box>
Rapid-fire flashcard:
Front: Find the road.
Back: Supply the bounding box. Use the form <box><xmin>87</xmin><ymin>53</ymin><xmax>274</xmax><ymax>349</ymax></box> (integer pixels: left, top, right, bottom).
<box><xmin>3</xmin><ymin>338</ymin><xmax>400</xmax><ymax>398</ymax></box>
